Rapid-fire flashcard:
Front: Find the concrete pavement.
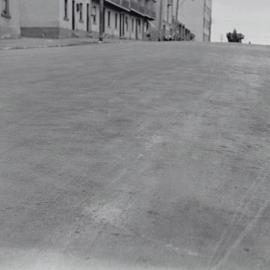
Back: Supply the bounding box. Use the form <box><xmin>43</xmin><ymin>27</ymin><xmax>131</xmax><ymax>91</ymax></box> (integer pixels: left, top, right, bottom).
<box><xmin>0</xmin><ymin>37</ymin><xmax>100</xmax><ymax>50</ymax></box>
<box><xmin>0</xmin><ymin>42</ymin><xmax>270</xmax><ymax>270</ymax></box>
<box><xmin>0</xmin><ymin>37</ymin><xmax>132</xmax><ymax>50</ymax></box>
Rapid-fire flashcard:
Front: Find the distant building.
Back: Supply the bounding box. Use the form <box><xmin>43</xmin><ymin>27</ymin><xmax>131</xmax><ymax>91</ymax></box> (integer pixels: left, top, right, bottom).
<box><xmin>151</xmin><ymin>0</ymin><xmax>175</xmax><ymax>40</ymax></box>
<box><xmin>0</xmin><ymin>0</ymin><xmax>20</xmax><ymax>38</ymax></box>
<box><xmin>178</xmin><ymin>0</ymin><xmax>212</xmax><ymax>42</ymax></box>
<box><xmin>151</xmin><ymin>0</ymin><xmax>194</xmax><ymax>41</ymax></box>
<box><xmin>19</xmin><ymin>0</ymin><xmax>156</xmax><ymax>39</ymax></box>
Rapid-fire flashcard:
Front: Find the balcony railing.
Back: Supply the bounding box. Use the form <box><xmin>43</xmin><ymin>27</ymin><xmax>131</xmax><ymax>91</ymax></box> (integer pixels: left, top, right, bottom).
<box><xmin>121</xmin><ymin>0</ymin><xmax>130</xmax><ymax>9</ymax></box>
<box><xmin>130</xmin><ymin>1</ymin><xmax>139</xmax><ymax>12</ymax></box>
<box><xmin>106</xmin><ymin>0</ymin><xmax>156</xmax><ymax>19</ymax></box>
<box><xmin>130</xmin><ymin>0</ymin><xmax>146</xmax><ymax>15</ymax></box>
<box><xmin>108</xmin><ymin>0</ymin><xmax>121</xmax><ymax>5</ymax></box>
<box><xmin>144</xmin><ymin>7</ymin><xmax>155</xmax><ymax>19</ymax></box>
<box><xmin>106</xmin><ymin>0</ymin><xmax>129</xmax><ymax>10</ymax></box>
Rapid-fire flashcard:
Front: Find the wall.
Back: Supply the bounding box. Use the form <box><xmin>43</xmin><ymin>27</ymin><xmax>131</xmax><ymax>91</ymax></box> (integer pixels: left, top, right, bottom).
<box><xmin>59</xmin><ymin>0</ymin><xmax>91</xmax><ymax>33</ymax></box>
<box><xmin>152</xmin><ymin>0</ymin><xmax>175</xmax><ymax>40</ymax></box>
<box><xmin>18</xmin><ymin>0</ymin><xmax>151</xmax><ymax>39</ymax></box>
<box><xmin>20</xmin><ymin>0</ymin><xmax>59</xmax><ymax>37</ymax></box>
<box><xmin>89</xmin><ymin>2</ymin><xmax>145</xmax><ymax>40</ymax></box>
<box><xmin>178</xmin><ymin>0</ymin><xmax>204</xmax><ymax>41</ymax></box>
<box><xmin>0</xmin><ymin>0</ymin><xmax>20</xmax><ymax>38</ymax></box>
<box><xmin>104</xmin><ymin>9</ymin><xmax>144</xmax><ymax>40</ymax></box>
<box><xmin>90</xmin><ymin>0</ymin><xmax>99</xmax><ymax>35</ymax></box>
<box><xmin>203</xmin><ymin>0</ymin><xmax>212</xmax><ymax>41</ymax></box>
<box><xmin>130</xmin><ymin>15</ymin><xmax>143</xmax><ymax>40</ymax></box>
<box><xmin>20</xmin><ymin>0</ymin><xmax>93</xmax><ymax>38</ymax></box>
<box><xmin>104</xmin><ymin>6</ymin><xmax>120</xmax><ymax>38</ymax></box>
<box><xmin>20</xmin><ymin>0</ymin><xmax>59</xmax><ymax>27</ymax></box>
<box><xmin>162</xmin><ymin>0</ymin><xmax>173</xmax><ymax>37</ymax></box>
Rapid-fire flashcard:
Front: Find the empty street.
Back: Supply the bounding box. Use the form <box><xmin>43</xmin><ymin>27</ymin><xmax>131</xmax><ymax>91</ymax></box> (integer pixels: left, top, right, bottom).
<box><xmin>0</xmin><ymin>42</ymin><xmax>270</xmax><ymax>270</ymax></box>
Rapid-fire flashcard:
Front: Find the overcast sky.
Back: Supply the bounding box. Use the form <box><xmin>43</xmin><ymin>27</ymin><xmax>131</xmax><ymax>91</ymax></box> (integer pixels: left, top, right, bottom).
<box><xmin>212</xmin><ymin>0</ymin><xmax>270</xmax><ymax>44</ymax></box>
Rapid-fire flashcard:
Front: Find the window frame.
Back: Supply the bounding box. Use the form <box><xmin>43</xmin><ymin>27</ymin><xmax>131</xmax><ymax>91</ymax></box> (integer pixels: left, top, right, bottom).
<box><xmin>91</xmin><ymin>5</ymin><xmax>97</xmax><ymax>25</ymax></box>
<box><xmin>115</xmin><ymin>13</ymin><xmax>118</xmax><ymax>29</ymax></box>
<box><xmin>1</xmin><ymin>0</ymin><xmax>11</xmax><ymax>19</ymax></box>
<box><xmin>107</xmin><ymin>10</ymin><xmax>111</xmax><ymax>28</ymax></box>
<box><xmin>125</xmin><ymin>16</ymin><xmax>128</xmax><ymax>31</ymax></box>
<box><xmin>79</xmin><ymin>3</ymin><xmax>83</xmax><ymax>22</ymax></box>
<box><xmin>138</xmin><ymin>19</ymin><xmax>141</xmax><ymax>33</ymax></box>
<box><xmin>64</xmin><ymin>0</ymin><xmax>69</xmax><ymax>21</ymax></box>
<box><xmin>132</xmin><ymin>18</ymin><xmax>134</xmax><ymax>32</ymax></box>
<box><xmin>146</xmin><ymin>21</ymin><xmax>149</xmax><ymax>31</ymax></box>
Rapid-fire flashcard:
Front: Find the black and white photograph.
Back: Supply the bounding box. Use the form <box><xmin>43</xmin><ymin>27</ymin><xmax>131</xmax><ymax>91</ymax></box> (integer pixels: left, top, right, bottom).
<box><xmin>0</xmin><ymin>0</ymin><xmax>270</xmax><ymax>269</ymax></box>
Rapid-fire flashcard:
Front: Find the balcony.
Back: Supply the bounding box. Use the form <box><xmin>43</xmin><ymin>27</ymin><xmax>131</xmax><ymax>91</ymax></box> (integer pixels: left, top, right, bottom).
<box><xmin>107</xmin><ymin>0</ymin><xmax>121</xmax><ymax>4</ymax></box>
<box><xmin>105</xmin><ymin>0</ymin><xmax>130</xmax><ymax>11</ymax></box>
<box><xmin>130</xmin><ymin>0</ymin><xmax>145</xmax><ymax>16</ymax></box>
<box><xmin>105</xmin><ymin>0</ymin><xmax>156</xmax><ymax>19</ymax></box>
<box><xmin>144</xmin><ymin>7</ymin><xmax>156</xmax><ymax>19</ymax></box>
<box><xmin>130</xmin><ymin>0</ymin><xmax>156</xmax><ymax>19</ymax></box>
<box><xmin>121</xmin><ymin>0</ymin><xmax>130</xmax><ymax>9</ymax></box>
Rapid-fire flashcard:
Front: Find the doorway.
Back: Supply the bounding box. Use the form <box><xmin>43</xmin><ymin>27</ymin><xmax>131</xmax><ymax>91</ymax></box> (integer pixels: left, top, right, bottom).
<box><xmin>86</xmin><ymin>3</ymin><xmax>90</xmax><ymax>32</ymax></box>
<box><xmin>72</xmin><ymin>0</ymin><xmax>75</xmax><ymax>30</ymax></box>
<box><xmin>119</xmin><ymin>13</ymin><xmax>125</xmax><ymax>37</ymax></box>
<box><xmin>135</xmin><ymin>18</ymin><xmax>139</xmax><ymax>40</ymax></box>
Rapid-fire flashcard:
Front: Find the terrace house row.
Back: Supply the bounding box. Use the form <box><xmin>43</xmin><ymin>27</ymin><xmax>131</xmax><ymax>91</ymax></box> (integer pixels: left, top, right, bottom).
<box><xmin>0</xmin><ymin>0</ymin><xmax>156</xmax><ymax>39</ymax></box>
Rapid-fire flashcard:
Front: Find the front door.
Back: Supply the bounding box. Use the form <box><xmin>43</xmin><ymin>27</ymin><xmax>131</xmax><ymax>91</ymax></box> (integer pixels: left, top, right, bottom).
<box><xmin>119</xmin><ymin>13</ymin><xmax>125</xmax><ymax>37</ymax></box>
<box><xmin>86</xmin><ymin>3</ymin><xmax>90</xmax><ymax>32</ymax></box>
<box><xmin>135</xmin><ymin>19</ymin><xmax>139</xmax><ymax>40</ymax></box>
<box><xmin>72</xmin><ymin>0</ymin><xmax>75</xmax><ymax>30</ymax></box>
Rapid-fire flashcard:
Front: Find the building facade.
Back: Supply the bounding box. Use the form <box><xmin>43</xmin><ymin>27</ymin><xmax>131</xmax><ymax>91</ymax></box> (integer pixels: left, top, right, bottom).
<box><xmin>178</xmin><ymin>0</ymin><xmax>212</xmax><ymax>42</ymax></box>
<box><xmin>152</xmin><ymin>0</ymin><xmax>194</xmax><ymax>41</ymax></box>
<box><xmin>0</xmin><ymin>0</ymin><xmax>20</xmax><ymax>38</ymax></box>
<box><xmin>19</xmin><ymin>0</ymin><xmax>156</xmax><ymax>39</ymax></box>
<box><xmin>152</xmin><ymin>0</ymin><xmax>174</xmax><ymax>40</ymax></box>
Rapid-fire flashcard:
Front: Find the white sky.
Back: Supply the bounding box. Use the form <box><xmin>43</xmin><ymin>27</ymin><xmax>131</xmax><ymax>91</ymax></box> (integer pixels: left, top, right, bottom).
<box><xmin>211</xmin><ymin>0</ymin><xmax>270</xmax><ymax>44</ymax></box>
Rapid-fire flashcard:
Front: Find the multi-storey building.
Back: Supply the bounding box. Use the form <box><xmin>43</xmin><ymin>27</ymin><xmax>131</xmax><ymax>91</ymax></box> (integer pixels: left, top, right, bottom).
<box><xmin>0</xmin><ymin>0</ymin><xmax>20</xmax><ymax>38</ymax></box>
<box><xmin>153</xmin><ymin>0</ymin><xmax>173</xmax><ymax>40</ymax></box>
<box><xmin>178</xmin><ymin>0</ymin><xmax>212</xmax><ymax>42</ymax></box>
<box><xmin>19</xmin><ymin>0</ymin><xmax>156</xmax><ymax>39</ymax></box>
<box><xmin>152</xmin><ymin>0</ymin><xmax>194</xmax><ymax>41</ymax></box>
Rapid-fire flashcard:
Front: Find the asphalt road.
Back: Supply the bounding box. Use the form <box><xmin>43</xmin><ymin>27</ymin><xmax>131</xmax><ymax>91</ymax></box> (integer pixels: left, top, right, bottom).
<box><xmin>0</xmin><ymin>42</ymin><xmax>270</xmax><ymax>270</ymax></box>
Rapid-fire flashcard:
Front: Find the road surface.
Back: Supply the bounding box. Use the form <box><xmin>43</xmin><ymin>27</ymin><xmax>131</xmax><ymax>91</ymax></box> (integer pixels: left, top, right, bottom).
<box><xmin>0</xmin><ymin>42</ymin><xmax>270</xmax><ymax>270</ymax></box>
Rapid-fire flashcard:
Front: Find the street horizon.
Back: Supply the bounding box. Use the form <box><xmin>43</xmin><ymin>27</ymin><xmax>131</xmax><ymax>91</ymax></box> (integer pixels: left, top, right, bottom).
<box><xmin>211</xmin><ymin>0</ymin><xmax>270</xmax><ymax>45</ymax></box>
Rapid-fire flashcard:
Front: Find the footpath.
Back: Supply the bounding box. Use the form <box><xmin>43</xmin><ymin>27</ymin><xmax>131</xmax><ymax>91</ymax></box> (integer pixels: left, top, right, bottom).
<box><xmin>0</xmin><ymin>37</ymin><xmax>123</xmax><ymax>50</ymax></box>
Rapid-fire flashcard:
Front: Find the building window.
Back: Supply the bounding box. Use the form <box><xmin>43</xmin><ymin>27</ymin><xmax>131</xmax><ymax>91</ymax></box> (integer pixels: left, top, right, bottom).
<box><xmin>1</xmin><ymin>0</ymin><xmax>10</xmax><ymax>18</ymax></box>
<box><xmin>146</xmin><ymin>21</ymin><xmax>149</xmax><ymax>31</ymax></box>
<box><xmin>138</xmin><ymin>19</ymin><xmax>141</xmax><ymax>32</ymax></box>
<box><xmin>132</xmin><ymin>18</ymin><xmax>134</xmax><ymax>32</ymax></box>
<box><xmin>92</xmin><ymin>5</ymin><xmax>97</xmax><ymax>25</ymax></box>
<box><xmin>166</xmin><ymin>3</ymin><xmax>170</xmax><ymax>22</ymax></box>
<box><xmin>125</xmin><ymin>16</ymin><xmax>128</xmax><ymax>31</ymax></box>
<box><xmin>107</xmin><ymin>10</ymin><xmax>111</xmax><ymax>27</ymax></box>
<box><xmin>64</xmin><ymin>0</ymin><xmax>69</xmax><ymax>20</ymax></box>
<box><xmin>79</xmin><ymin>3</ymin><xmax>83</xmax><ymax>22</ymax></box>
<box><xmin>115</xmin><ymin>13</ymin><xmax>118</xmax><ymax>29</ymax></box>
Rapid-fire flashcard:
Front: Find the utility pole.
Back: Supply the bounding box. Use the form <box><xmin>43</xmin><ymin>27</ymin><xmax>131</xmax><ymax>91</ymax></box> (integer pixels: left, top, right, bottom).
<box><xmin>99</xmin><ymin>0</ymin><xmax>104</xmax><ymax>41</ymax></box>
